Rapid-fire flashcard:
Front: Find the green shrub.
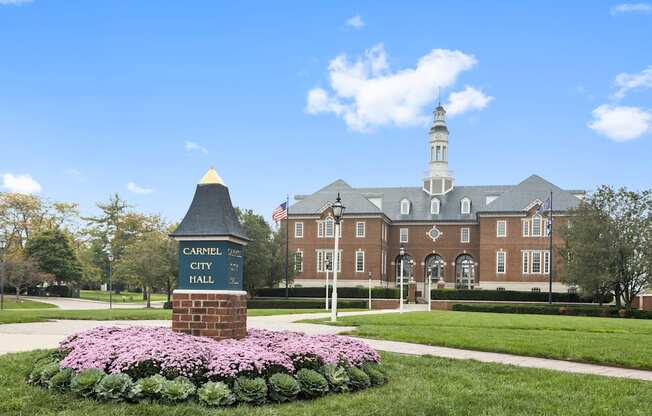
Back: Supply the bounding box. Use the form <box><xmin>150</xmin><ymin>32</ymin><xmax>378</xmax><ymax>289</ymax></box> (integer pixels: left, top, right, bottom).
<box><xmin>161</xmin><ymin>376</ymin><xmax>196</xmax><ymax>403</ymax></box>
<box><xmin>38</xmin><ymin>362</ymin><xmax>61</xmax><ymax>387</ymax></box>
<box><xmin>347</xmin><ymin>367</ymin><xmax>371</xmax><ymax>390</ymax></box>
<box><xmin>130</xmin><ymin>374</ymin><xmax>166</xmax><ymax>402</ymax></box>
<box><xmin>248</xmin><ymin>298</ymin><xmax>367</xmax><ymax>309</ymax></box>
<box><xmin>197</xmin><ymin>381</ymin><xmax>236</xmax><ymax>407</ymax></box>
<box><xmin>254</xmin><ymin>287</ymin><xmax>403</xmax><ymax>299</ymax></box>
<box><xmin>431</xmin><ymin>289</ymin><xmax>611</xmax><ymax>303</ymax></box>
<box><xmin>28</xmin><ymin>360</ymin><xmax>56</xmax><ymax>385</ymax></box>
<box><xmin>268</xmin><ymin>373</ymin><xmax>300</xmax><ymax>403</ymax></box>
<box><xmin>234</xmin><ymin>376</ymin><xmax>268</xmax><ymax>405</ymax></box>
<box><xmin>94</xmin><ymin>373</ymin><xmax>133</xmax><ymax>402</ymax></box>
<box><xmin>70</xmin><ymin>368</ymin><xmax>105</xmax><ymax>398</ymax></box>
<box><xmin>48</xmin><ymin>368</ymin><xmax>73</xmax><ymax>390</ymax></box>
<box><xmin>321</xmin><ymin>364</ymin><xmax>350</xmax><ymax>392</ymax></box>
<box><xmin>362</xmin><ymin>363</ymin><xmax>388</xmax><ymax>386</ymax></box>
<box><xmin>296</xmin><ymin>368</ymin><xmax>329</xmax><ymax>398</ymax></box>
<box><xmin>450</xmin><ymin>303</ymin><xmax>652</xmax><ymax>319</ymax></box>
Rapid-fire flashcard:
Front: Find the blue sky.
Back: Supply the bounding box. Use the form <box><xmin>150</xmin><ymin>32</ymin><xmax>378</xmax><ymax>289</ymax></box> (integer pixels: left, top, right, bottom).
<box><xmin>1</xmin><ymin>1</ymin><xmax>651</xmax><ymax>224</ymax></box>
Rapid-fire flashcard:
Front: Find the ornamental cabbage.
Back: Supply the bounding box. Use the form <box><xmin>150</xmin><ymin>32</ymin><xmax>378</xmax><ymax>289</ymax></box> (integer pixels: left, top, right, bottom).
<box><xmin>347</xmin><ymin>367</ymin><xmax>371</xmax><ymax>390</ymax></box>
<box><xmin>234</xmin><ymin>376</ymin><xmax>268</xmax><ymax>405</ymax></box>
<box><xmin>130</xmin><ymin>374</ymin><xmax>166</xmax><ymax>401</ymax></box>
<box><xmin>38</xmin><ymin>362</ymin><xmax>62</xmax><ymax>387</ymax></box>
<box><xmin>161</xmin><ymin>376</ymin><xmax>196</xmax><ymax>403</ymax></box>
<box><xmin>48</xmin><ymin>368</ymin><xmax>73</xmax><ymax>390</ymax></box>
<box><xmin>94</xmin><ymin>373</ymin><xmax>133</xmax><ymax>401</ymax></box>
<box><xmin>70</xmin><ymin>368</ymin><xmax>105</xmax><ymax>397</ymax></box>
<box><xmin>268</xmin><ymin>373</ymin><xmax>300</xmax><ymax>403</ymax></box>
<box><xmin>296</xmin><ymin>368</ymin><xmax>329</xmax><ymax>398</ymax></box>
<box><xmin>321</xmin><ymin>364</ymin><xmax>350</xmax><ymax>392</ymax></box>
<box><xmin>197</xmin><ymin>381</ymin><xmax>236</xmax><ymax>407</ymax></box>
<box><xmin>362</xmin><ymin>362</ymin><xmax>388</xmax><ymax>386</ymax></box>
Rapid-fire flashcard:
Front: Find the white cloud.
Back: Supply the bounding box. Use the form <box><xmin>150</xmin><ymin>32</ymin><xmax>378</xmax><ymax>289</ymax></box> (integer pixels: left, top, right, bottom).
<box><xmin>184</xmin><ymin>141</ymin><xmax>208</xmax><ymax>155</ymax></box>
<box><xmin>445</xmin><ymin>86</ymin><xmax>494</xmax><ymax>116</ymax></box>
<box><xmin>346</xmin><ymin>15</ymin><xmax>365</xmax><ymax>29</ymax></box>
<box><xmin>613</xmin><ymin>65</ymin><xmax>652</xmax><ymax>98</ymax></box>
<box><xmin>127</xmin><ymin>182</ymin><xmax>154</xmax><ymax>195</ymax></box>
<box><xmin>588</xmin><ymin>104</ymin><xmax>651</xmax><ymax>141</ymax></box>
<box><xmin>306</xmin><ymin>44</ymin><xmax>488</xmax><ymax>131</ymax></box>
<box><xmin>2</xmin><ymin>173</ymin><xmax>42</xmax><ymax>194</ymax></box>
<box><xmin>610</xmin><ymin>3</ymin><xmax>652</xmax><ymax>15</ymax></box>
<box><xmin>0</xmin><ymin>0</ymin><xmax>33</xmax><ymax>5</ymax></box>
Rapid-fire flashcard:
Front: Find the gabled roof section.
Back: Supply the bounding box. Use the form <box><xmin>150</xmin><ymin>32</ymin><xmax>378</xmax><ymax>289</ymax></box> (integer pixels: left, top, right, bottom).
<box><xmin>317</xmin><ymin>179</ymin><xmax>352</xmax><ymax>192</ymax></box>
<box><xmin>485</xmin><ymin>175</ymin><xmax>581</xmax><ymax>213</ymax></box>
<box><xmin>290</xmin><ymin>179</ymin><xmax>381</xmax><ymax>216</ymax></box>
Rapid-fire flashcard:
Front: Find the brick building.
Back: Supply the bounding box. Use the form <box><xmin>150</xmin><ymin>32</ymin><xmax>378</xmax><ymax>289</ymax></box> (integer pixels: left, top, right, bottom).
<box><xmin>286</xmin><ymin>104</ymin><xmax>584</xmax><ymax>294</ymax></box>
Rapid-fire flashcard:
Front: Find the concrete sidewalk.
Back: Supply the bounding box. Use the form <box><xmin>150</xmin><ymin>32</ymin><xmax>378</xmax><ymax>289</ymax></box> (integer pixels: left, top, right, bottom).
<box><xmin>24</xmin><ymin>296</ymin><xmax>165</xmax><ymax>310</ymax></box>
<box><xmin>1</xmin><ymin>310</ymin><xmax>651</xmax><ymax>382</ymax></box>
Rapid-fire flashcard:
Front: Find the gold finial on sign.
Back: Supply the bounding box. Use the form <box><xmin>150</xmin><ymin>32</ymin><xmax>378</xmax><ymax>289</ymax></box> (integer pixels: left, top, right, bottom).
<box><xmin>199</xmin><ymin>167</ymin><xmax>225</xmax><ymax>185</ymax></box>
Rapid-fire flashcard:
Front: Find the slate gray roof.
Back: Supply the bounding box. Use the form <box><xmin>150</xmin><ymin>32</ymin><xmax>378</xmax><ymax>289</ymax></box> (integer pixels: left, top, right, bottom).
<box><xmin>289</xmin><ymin>175</ymin><xmax>583</xmax><ymax>222</ymax></box>
<box><xmin>171</xmin><ymin>183</ymin><xmax>250</xmax><ymax>240</ymax></box>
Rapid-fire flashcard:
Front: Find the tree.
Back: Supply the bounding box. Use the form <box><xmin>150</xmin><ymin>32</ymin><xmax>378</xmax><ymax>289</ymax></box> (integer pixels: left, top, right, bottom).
<box><xmin>25</xmin><ymin>228</ymin><xmax>83</xmax><ymax>286</ymax></box>
<box><xmin>561</xmin><ymin>186</ymin><xmax>652</xmax><ymax>309</ymax></box>
<box><xmin>270</xmin><ymin>220</ymin><xmax>295</xmax><ymax>290</ymax></box>
<box><xmin>113</xmin><ymin>232</ymin><xmax>176</xmax><ymax>308</ymax></box>
<box><xmin>3</xmin><ymin>251</ymin><xmax>54</xmax><ymax>300</ymax></box>
<box><xmin>237</xmin><ymin>209</ymin><xmax>274</xmax><ymax>294</ymax></box>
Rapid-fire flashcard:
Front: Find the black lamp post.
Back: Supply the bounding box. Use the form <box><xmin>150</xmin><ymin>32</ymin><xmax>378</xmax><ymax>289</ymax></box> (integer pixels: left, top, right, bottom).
<box><xmin>330</xmin><ymin>193</ymin><xmax>345</xmax><ymax>322</ymax></box>
<box><xmin>107</xmin><ymin>252</ymin><xmax>114</xmax><ymax>310</ymax></box>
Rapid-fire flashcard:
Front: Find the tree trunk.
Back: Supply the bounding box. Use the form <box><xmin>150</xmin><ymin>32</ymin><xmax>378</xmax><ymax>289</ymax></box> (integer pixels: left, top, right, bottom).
<box><xmin>166</xmin><ymin>277</ymin><xmax>171</xmax><ymax>303</ymax></box>
<box><xmin>614</xmin><ymin>285</ymin><xmax>622</xmax><ymax>308</ymax></box>
<box><xmin>146</xmin><ymin>286</ymin><xmax>151</xmax><ymax>309</ymax></box>
<box><xmin>14</xmin><ymin>286</ymin><xmax>20</xmax><ymax>302</ymax></box>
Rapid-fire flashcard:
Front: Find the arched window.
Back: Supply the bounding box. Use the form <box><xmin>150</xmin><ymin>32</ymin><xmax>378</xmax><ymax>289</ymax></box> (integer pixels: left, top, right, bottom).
<box><xmin>443</xmin><ymin>146</ymin><xmax>447</xmax><ymax>161</ymax></box>
<box><xmin>455</xmin><ymin>254</ymin><xmax>475</xmax><ymax>289</ymax></box>
<box><xmin>400</xmin><ymin>199</ymin><xmax>411</xmax><ymax>215</ymax></box>
<box><xmin>425</xmin><ymin>254</ymin><xmax>445</xmax><ymax>282</ymax></box>
<box><xmin>430</xmin><ymin>198</ymin><xmax>440</xmax><ymax>215</ymax></box>
<box><xmin>395</xmin><ymin>254</ymin><xmax>414</xmax><ymax>285</ymax></box>
<box><xmin>460</xmin><ymin>197</ymin><xmax>471</xmax><ymax>215</ymax></box>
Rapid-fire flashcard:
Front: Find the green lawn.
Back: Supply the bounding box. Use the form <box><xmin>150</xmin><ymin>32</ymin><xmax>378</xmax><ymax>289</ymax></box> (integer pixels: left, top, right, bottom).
<box><xmin>0</xmin><ymin>350</ymin><xmax>650</xmax><ymax>416</ymax></box>
<box><xmin>0</xmin><ymin>308</ymin><xmax>359</xmax><ymax>324</ymax></box>
<box><xmin>79</xmin><ymin>290</ymin><xmax>168</xmax><ymax>303</ymax></box>
<box><xmin>0</xmin><ymin>298</ymin><xmax>58</xmax><ymax>310</ymax></box>
<box><xmin>308</xmin><ymin>310</ymin><xmax>652</xmax><ymax>370</ymax></box>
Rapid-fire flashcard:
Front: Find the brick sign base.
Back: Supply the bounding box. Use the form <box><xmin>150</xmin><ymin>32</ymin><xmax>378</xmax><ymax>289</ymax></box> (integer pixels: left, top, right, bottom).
<box><xmin>171</xmin><ymin>290</ymin><xmax>247</xmax><ymax>341</ymax></box>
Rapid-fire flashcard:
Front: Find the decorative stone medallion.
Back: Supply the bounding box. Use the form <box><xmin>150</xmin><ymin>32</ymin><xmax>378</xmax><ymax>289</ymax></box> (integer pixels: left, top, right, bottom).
<box><xmin>427</xmin><ymin>225</ymin><xmax>443</xmax><ymax>242</ymax></box>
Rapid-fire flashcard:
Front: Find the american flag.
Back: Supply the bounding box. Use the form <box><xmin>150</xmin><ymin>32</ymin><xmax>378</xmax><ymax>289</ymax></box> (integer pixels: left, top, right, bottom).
<box><xmin>272</xmin><ymin>202</ymin><xmax>288</xmax><ymax>222</ymax></box>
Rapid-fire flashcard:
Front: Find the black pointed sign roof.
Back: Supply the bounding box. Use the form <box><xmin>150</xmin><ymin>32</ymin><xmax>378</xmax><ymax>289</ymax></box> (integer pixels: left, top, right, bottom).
<box><xmin>170</xmin><ymin>168</ymin><xmax>249</xmax><ymax>242</ymax></box>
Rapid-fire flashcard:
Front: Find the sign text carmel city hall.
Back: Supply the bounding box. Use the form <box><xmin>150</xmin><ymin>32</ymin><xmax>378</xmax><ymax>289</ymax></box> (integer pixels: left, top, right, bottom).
<box><xmin>178</xmin><ymin>241</ymin><xmax>244</xmax><ymax>290</ymax></box>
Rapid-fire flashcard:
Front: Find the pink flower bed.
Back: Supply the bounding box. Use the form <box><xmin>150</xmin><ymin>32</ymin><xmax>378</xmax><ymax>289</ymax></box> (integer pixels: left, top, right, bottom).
<box><xmin>59</xmin><ymin>327</ymin><xmax>380</xmax><ymax>380</ymax></box>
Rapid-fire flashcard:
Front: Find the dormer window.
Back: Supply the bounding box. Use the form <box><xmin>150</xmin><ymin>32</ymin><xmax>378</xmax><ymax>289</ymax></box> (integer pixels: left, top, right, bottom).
<box><xmin>400</xmin><ymin>199</ymin><xmax>411</xmax><ymax>215</ymax></box>
<box><xmin>430</xmin><ymin>198</ymin><xmax>440</xmax><ymax>215</ymax></box>
<box><xmin>461</xmin><ymin>197</ymin><xmax>471</xmax><ymax>215</ymax></box>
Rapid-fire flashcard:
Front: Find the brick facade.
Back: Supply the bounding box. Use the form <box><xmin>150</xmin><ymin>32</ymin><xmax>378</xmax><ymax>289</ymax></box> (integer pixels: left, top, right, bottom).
<box><xmin>171</xmin><ymin>292</ymin><xmax>247</xmax><ymax>340</ymax></box>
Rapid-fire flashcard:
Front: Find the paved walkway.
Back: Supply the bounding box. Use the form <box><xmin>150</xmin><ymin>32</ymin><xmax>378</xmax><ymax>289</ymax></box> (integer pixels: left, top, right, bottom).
<box><xmin>1</xmin><ymin>310</ymin><xmax>651</xmax><ymax>382</ymax></box>
<box><xmin>24</xmin><ymin>296</ymin><xmax>165</xmax><ymax>310</ymax></box>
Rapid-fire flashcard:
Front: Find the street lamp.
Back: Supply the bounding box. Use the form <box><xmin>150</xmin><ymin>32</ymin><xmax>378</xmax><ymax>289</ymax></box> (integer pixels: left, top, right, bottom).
<box><xmin>325</xmin><ymin>258</ymin><xmax>332</xmax><ymax>310</ymax></box>
<box><xmin>0</xmin><ymin>237</ymin><xmax>6</xmax><ymax>311</ymax></box>
<box><xmin>427</xmin><ymin>266</ymin><xmax>433</xmax><ymax>312</ymax></box>
<box><xmin>399</xmin><ymin>244</ymin><xmax>405</xmax><ymax>314</ymax></box>
<box><xmin>368</xmin><ymin>271</ymin><xmax>372</xmax><ymax>310</ymax></box>
<box><xmin>107</xmin><ymin>252</ymin><xmax>114</xmax><ymax>310</ymax></box>
<box><xmin>330</xmin><ymin>193</ymin><xmax>345</xmax><ymax>323</ymax></box>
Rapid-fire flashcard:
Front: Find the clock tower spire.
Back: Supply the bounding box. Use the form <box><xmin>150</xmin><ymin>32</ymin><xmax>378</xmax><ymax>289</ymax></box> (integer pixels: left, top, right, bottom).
<box><xmin>423</xmin><ymin>103</ymin><xmax>454</xmax><ymax>195</ymax></box>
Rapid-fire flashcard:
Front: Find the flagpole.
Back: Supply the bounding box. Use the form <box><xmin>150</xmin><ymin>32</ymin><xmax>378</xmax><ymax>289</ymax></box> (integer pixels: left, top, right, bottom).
<box><xmin>548</xmin><ymin>190</ymin><xmax>553</xmax><ymax>305</ymax></box>
<box><xmin>285</xmin><ymin>194</ymin><xmax>289</xmax><ymax>300</ymax></box>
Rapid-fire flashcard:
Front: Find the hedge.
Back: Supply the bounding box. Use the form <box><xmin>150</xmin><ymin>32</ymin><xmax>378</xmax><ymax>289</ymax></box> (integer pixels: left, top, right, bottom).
<box><xmin>247</xmin><ymin>298</ymin><xmax>367</xmax><ymax>309</ymax></box>
<box><xmin>430</xmin><ymin>289</ymin><xmax>612</xmax><ymax>304</ymax></box>
<box><xmin>255</xmin><ymin>287</ymin><xmax>404</xmax><ymax>299</ymax></box>
<box><xmin>451</xmin><ymin>303</ymin><xmax>652</xmax><ymax>319</ymax></box>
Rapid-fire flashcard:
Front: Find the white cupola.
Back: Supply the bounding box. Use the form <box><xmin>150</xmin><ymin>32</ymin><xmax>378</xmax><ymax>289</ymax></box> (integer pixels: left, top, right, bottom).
<box><xmin>423</xmin><ymin>104</ymin><xmax>454</xmax><ymax>195</ymax></box>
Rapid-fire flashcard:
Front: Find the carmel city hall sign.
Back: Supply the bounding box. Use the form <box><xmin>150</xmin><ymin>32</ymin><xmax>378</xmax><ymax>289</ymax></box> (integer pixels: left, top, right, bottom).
<box><xmin>177</xmin><ymin>241</ymin><xmax>243</xmax><ymax>289</ymax></box>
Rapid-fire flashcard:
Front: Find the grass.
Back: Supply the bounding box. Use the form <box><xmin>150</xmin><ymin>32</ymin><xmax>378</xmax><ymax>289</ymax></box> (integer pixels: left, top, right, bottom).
<box><xmin>79</xmin><ymin>290</ymin><xmax>168</xmax><ymax>303</ymax></box>
<box><xmin>0</xmin><ymin>298</ymin><xmax>58</xmax><ymax>310</ymax></box>
<box><xmin>306</xmin><ymin>310</ymin><xmax>652</xmax><ymax>370</ymax></box>
<box><xmin>0</xmin><ymin>350</ymin><xmax>650</xmax><ymax>416</ymax></box>
<box><xmin>0</xmin><ymin>308</ymin><xmax>359</xmax><ymax>324</ymax></box>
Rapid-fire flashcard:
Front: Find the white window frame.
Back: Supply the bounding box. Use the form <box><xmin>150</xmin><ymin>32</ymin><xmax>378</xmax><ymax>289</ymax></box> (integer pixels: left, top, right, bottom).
<box><xmin>294</xmin><ymin>222</ymin><xmax>304</xmax><ymax>238</ymax></box>
<box><xmin>399</xmin><ymin>228</ymin><xmax>409</xmax><ymax>243</ymax></box>
<box><xmin>355</xmin><ymin>221</ymin><xmax>366</xmax><ymax>238</ymax></box>
<box><xmin>325</xmin><ymin>217</ymin><xmax>335</xmax><ymax>237</ymax></box>
<box><xmin>400</xmin><ymin>199</ymin><xmax>411</xmax><ymax>215</ymax></box>
<box><xmin>532</xmin><ymin>214</ymin><xmax>542</xmax><ymax>237</ymax></box>
<box><xmin>496</xmin><ymin>251</ymin><xmax>506</xmax><ymax>274</ymax></box>
<box><xmin>522</xmin><ymin>219</ymin><xmax>530</xmax><ymax>237</ymax></box>
<box><xmin>431</xmin><ymin>198</ymin><xmax>440</xmax><ymax>215</ymax></box>
<box><xmin>543</xmin><ymin>250</ymin><xmax>550</xmax><ymax>274</ymax></box>
<box><xmin>294</xmin><ymin>250</ymin><xmax>303</xmax><ymax>273</ymax></box>
<box><xmin>461</xmin><ymin>198</ymin><xmax>471</xmax><ymax>215</ymax></box>
<box><xmin>496</xmin><ymin>220</ymin><xmax>507</xmax><ymax>238</ymax></box>
<box><xmin>460</xmin><ymin>227</ymin><xmax>470</xmax><ymax>243</ymax></box>
<box><xmin>531</xmin><ymin>251</ymin><xmax>542</xmax><ymax>273</ymax></box>
<box><xmin>355</xmin><ymin>249</ymin><xmax>365</xmax><ymax>273</ymax></box>
<box><xmin>382</xmin><ymin>250</ymin><xmax>387</xmax><ymax>275</ymax></box>
<box><xmin>522</xmin><ymin>251</ymin><xmax>529</xmax><ymax>274</ymax></box>
<box><xmin>316</xmin><ymin>249</ymin><xmax>342</xmax><ymax>273</ymax></box>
